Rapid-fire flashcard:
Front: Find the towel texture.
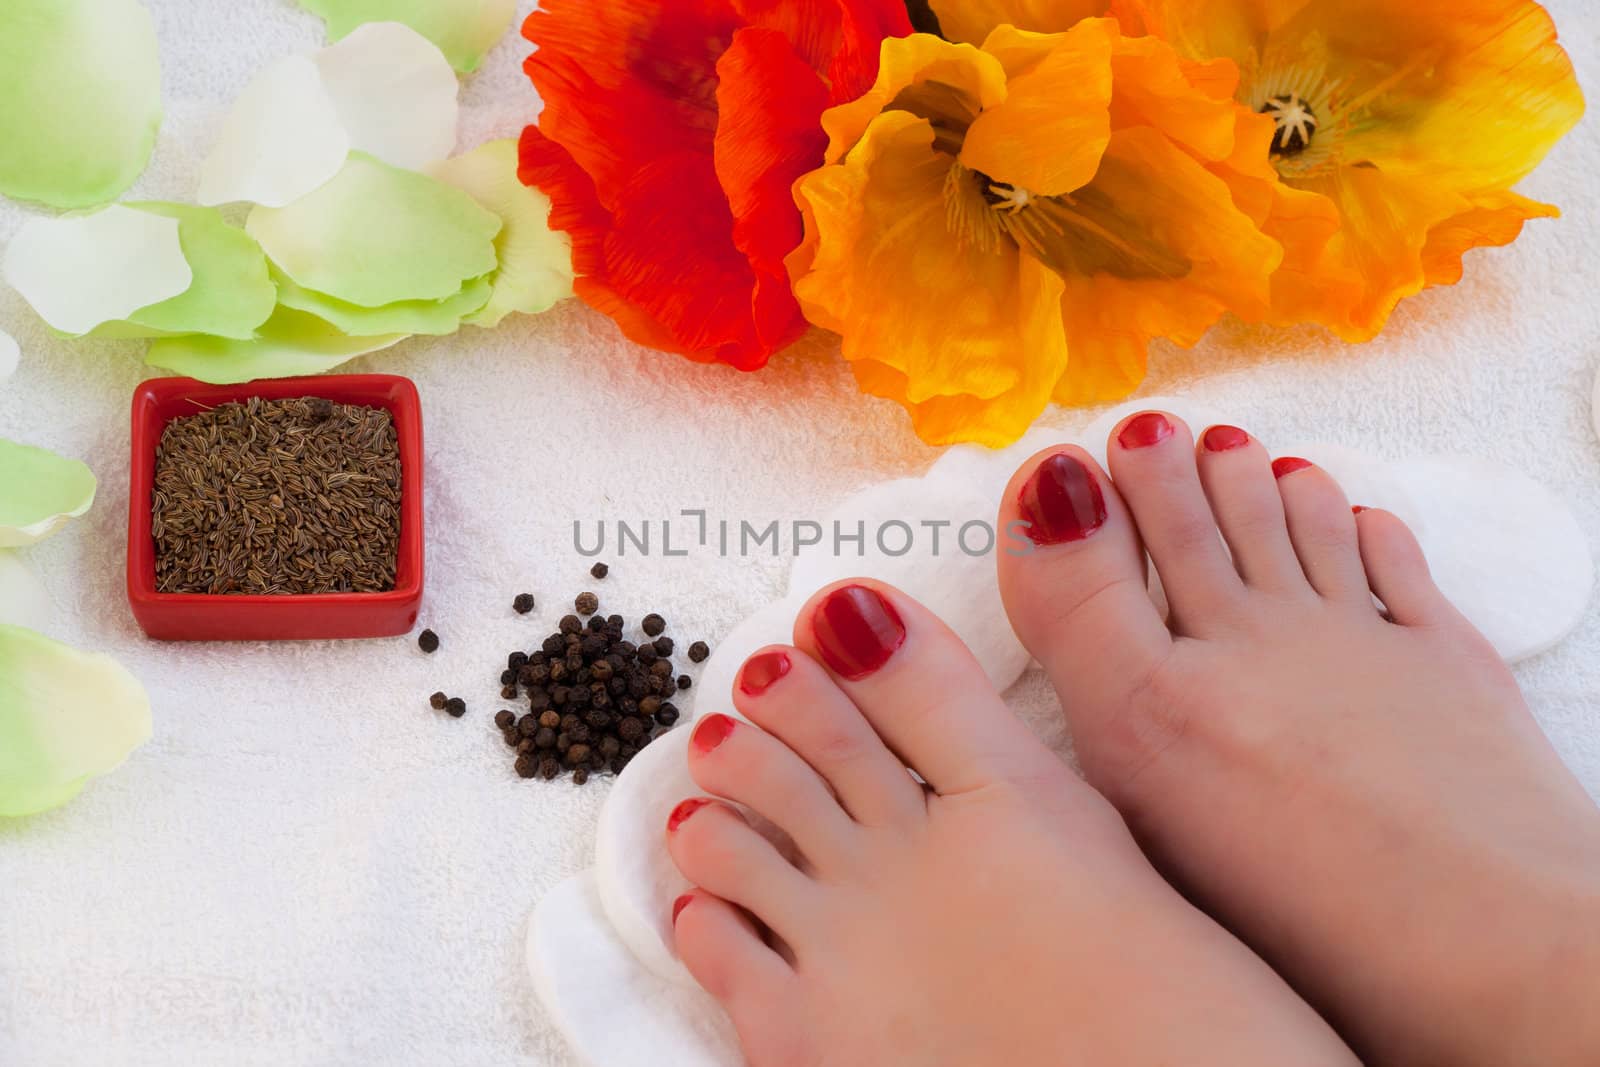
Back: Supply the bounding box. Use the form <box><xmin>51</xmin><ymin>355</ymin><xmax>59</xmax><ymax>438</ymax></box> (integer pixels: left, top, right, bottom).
<box><xmin>1</xmin><ymin>2</ymin><xmax>1597</xmax><ymax>1064</ymax></box>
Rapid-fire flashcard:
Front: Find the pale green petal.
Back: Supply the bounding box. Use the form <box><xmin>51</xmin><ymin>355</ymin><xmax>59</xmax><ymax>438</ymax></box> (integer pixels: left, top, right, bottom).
<box><xmin>273</xmin><ymin>269</ymin><xmax>491</xmax><ymax>335</ymax></box>
<box><xmin>0</xmin><ymin>0</ymin><xmax>162</xmax><ymax>208</ymax></box>
<box><xmin>87</xmin><ymin>204</ymin><xmax>277</xmax><ymax>341</ymax></box>
<box><xmin>146</xmin><ymin>306</ymin><xmax>407</xmax><ymax>384</ymax></box>
<box><xmin>299</xmin><ymin>0</ymin><xmax>516</xmax><ymax>73</ymax></box>
<box><xmin>0</xmin><ymin>552</ymin><xmax>54</xmax><ymax>631</ymax></box>
<box><xmin>0</xmin><ymin>439</ymin><xmax>97</xmax><ymax>549</ymax></box>
<box><xmin>429</xmin><ymin>139</ymin><xmax>575</xmax><ymax>328</ymax></box>
<box><xmin>0</xmin><ymin>625</ymin><xmax>152</xmax><ymax>818</ymax></box>
<box><xmin>247</xmin><ymin>152</ymin><xmax>501</xmax><ymax>307</ymax></box>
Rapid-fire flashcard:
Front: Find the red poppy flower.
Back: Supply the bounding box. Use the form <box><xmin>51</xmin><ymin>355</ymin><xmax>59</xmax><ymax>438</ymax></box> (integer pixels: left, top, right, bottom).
<box><xmin>519</xmin><ymin>0</ymin><xmax>912</xmax><ymax>371</ymax></box>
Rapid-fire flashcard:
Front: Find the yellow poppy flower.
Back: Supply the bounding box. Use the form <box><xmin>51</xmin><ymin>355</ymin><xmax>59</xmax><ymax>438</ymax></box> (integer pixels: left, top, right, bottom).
<box><xmin>943</xmin><ymin>0</ymin><xmax>1584</xmax><ymax>339</ymax></box>
<box><xmin>789</xmin><ymin>20</ymin><xmax>1285</xmax><ymax>445</ymax></box>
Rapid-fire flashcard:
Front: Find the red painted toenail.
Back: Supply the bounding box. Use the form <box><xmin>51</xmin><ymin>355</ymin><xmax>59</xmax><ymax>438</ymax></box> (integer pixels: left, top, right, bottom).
<box><xmin>1202</xmin><ymin>425</ymin><xmax>1251</xmax><ymax>452</ymax></box>
<box><xmin>1018</xmin><ymin>452</ymin><xmax>1107</xmax><ymax>546</ymax></box>
<box><xmin>1117</xmin><ymin>412</ymin><xmax>1174</xmax><ymax>450</ymax></box>
<box><xmin>672</xmin><ymin>894</ymin><xmax>695</xmax><ymax>923</ymax></box>
<box><xmin>691</xmin><ymin>714</ymin><xmax>737</xmax><ymax>755</ymax></box>
<box><xmin>812</xmin><ymin>585</ymin><xmax>906</xmax><ymax>680</ymax></box>
<box><xmin>668</xmin><ymin>797</ymin><xmax>714</xmax><ymax>832</ymax></box>
<box><xmin>1272</xmin><ymin>457</ymin><xmax>1313</xmax><ymax>479</ymax></box>
<box><xmin>1352</xmin><ymin>505</ymin><xmax>1370</xmax><ymax>514</ymax></box>
<box><xmin>738</xmin><ymin>651</ymin><xmax>791</xmax><ymax>695</ymax></box>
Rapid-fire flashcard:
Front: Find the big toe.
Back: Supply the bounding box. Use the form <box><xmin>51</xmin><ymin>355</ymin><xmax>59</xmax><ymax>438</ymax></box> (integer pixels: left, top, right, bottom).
<box><xmin>996</xmin><ymin>445</ymin><xmax>1177</xmax><ymax>784</ymax></box>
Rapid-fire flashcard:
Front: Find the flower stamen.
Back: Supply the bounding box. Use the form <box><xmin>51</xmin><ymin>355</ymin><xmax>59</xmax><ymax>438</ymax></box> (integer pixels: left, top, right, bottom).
<box><xmin>1260</xmin><ymin>93</ymin><xmax>1318</xmax><ymax>156</ymax></box>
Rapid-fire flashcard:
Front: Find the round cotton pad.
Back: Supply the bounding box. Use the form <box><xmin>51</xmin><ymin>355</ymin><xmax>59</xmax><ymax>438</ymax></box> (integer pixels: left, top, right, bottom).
<box><xmin>1391</xmin><ymin>456</ymin><xmax>1594</xmax><ymax>663</ymax></box>
<box><xmin>528</xmin><ymin>870</ymin><xmax>742</xmax><ymax>1067</ymax></box>
<box><xmin>789</xmin><ymin>479</ymin><xmax>1030</xmax><ymax>690</ymax></box>
<box><xmin>1269</xmin><ymin>440</ymin><xmax>1427</xmax><ymax>535</ymax></box>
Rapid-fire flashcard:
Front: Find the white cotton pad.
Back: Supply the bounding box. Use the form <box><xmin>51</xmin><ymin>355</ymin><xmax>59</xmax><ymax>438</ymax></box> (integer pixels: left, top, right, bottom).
<box><xmin>928</xmin><ymin>425</ymin><xmax>1074</xmax><ymax>511</ymax></box>
<box><xmin>1391</xmin><ymin>456</ymin><xmax>1594</xmax><ymax>663</ymax></box>
<box><xmin>312</xmin><ymin>22</ymin><xmax>458</xmax><ymax>172</ymax></box>
<box><xmin>1592</xmin><ymin>363</ymin><xmax>1600</xmax><ymax>447</ymax></box>
<box><xmin>2</xmin><ymin>207</ymin><xmax>192</xmax><ymax>336</ymax></box>
<box><xmin>197</xmin><ymin>54</ymin><xmax>350</xmax><ymax>207</ymax></box>
<box><xmin>594</xmin><ymin>726</ymin><xmax>703</xmax><ymax>987</ymax></box>
<box><xmin>789</xmin><ymin>478</ymin><xmax>1031</xmax><ymax>691</ymax></box>
<box><xmin>528</xmin><ymin>870</ymin><xmax>743</xmax><ymax>1067</ymax></box>
<box><xmin>0</xmin><ymin>552</ymin><xmax>53</xmax><ymax>631</ymax></box>
<box><xmin>1270</xmin><ymin>440</ymin><xmax>1427</xmax><ymax>534</ymax></box>
<box><xmin>689</xmin><ymin>598</ymin><xmax>803</xmax><ymax>724</ymax></box>
<box><xmin>1078</xmin><ymin>395</ymin><xmax>1232</xmax><ymax>472</ymax></box>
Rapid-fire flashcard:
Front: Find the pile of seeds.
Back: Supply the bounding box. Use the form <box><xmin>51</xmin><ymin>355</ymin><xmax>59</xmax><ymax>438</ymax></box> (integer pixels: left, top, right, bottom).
<box><xmin>494</xmin><ymin>590</ymin><xmax>698</xmax><ymax>784</ymax></box>
<box><xmin>152</xmin><ymin>396</ymin><xmax>402</xmax><ymax>595</ymax></box>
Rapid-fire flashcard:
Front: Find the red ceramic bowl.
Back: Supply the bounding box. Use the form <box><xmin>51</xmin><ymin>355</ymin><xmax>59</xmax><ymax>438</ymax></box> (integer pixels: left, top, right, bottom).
<box><xmin>127</xmin><ymin>374</ymin><xmax>425</xmax><ymax>641</ymax></box>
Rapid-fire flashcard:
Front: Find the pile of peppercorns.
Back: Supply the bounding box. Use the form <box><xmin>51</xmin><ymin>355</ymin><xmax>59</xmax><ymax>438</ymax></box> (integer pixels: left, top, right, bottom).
<box><xmin>492</xmin><ymin>587</ymin><xmax>706</xmax><ymax>784</ymax></box>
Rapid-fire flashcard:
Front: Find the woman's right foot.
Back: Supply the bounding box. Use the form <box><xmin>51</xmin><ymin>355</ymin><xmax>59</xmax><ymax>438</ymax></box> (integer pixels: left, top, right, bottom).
<box><xmin>668</xmin><ymin>579</ymin><xmax>1357</xmax><ymax>1067</ymax></box>
<box><xmin>996</xmin><ymin>412</ymin><xmax>1600</xmax><ymax>1066</ymax></box>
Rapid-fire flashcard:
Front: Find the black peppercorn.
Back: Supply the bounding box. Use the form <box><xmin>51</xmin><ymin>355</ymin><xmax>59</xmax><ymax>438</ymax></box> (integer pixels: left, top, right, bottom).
<box><xmin>575</xmin><ymin>591</ymin><xmax>599</xmax><ymax>616</ymax></box>
<box><xmin>445</xmin><ymin>697</ymin><xmax>466</xmax><ymax>718</ymax></box>
<box><xmin>559</xmin><ymin>614</ymin><xmax>582</xmax><ymax>635</ymax></box>
<box><xmin>495</xmin><ymin>710</ymin><xmax>516</xmax><ymax>731</ymax></box>
<box><xmin>599</xmin><ymin>736</ymin><xmax>621</xmax><ymax>758</ymax></box>
<box><xmin>518</xmin><ymin>714</ymin><xmax>540</xmax><ymax>738</ymax></box>
<box><xmin>535</xmin><ymin>727</ymin><xmax>557</xmax><ymax>749</ymax></box>
<box><xmin>678</xmin><ymin>675</ymin><xmax>692</xmax><ymax>690</ymax></box>
<box><xmin>428</xmin><ymin>691</ymin><xmax>447</xmax><ymax>710</ymax></box>
<box><xmin>539</xmin><ymin>710</ymin><xmax>562</xmax><ymax>730</ymax></box>
<box><xmin>501</xmin><ymin>686</ymin><xmax>518</xmax><ymax>700</ymax></box>
<box><xmin>590</xmin><ymin>562</ymin><xmax>609</xmax><ymax>579</ymax></box>
<box><xmin>566</xmin><ymin>743</ymin><xmax>592</xmax><ymax>767</ymax></box>
<box><xmin>508</xmin><ymin>651</ymin><xmax>529</xmax><ymax>672</ymax></box>
<box><xmin>636</xmin><ymin>642</ymin><xmax>658</xmax><ymax>664</ymax></box>
<box><xmin>638</xmin><ymin>695</ymin><xmax>662</xmax><ymax>717</ymax></box>
<box><xmin>618</xmin><ymin>716</ymin><xmax>645</xmax><ymax>743</ymax></box>
<box><xmin>591</xmin><ymin>660</ymin><xmax>614</xmax><ymax>682</ymax></box>
<box><xmin>687</xmin><ymin>641</ymin><xmax>710</xmax><ymax>663</ymax></box>
<box><xmin>641</xmin><ymin>613</ymin><xmax>665</xmax><ymax>637</ymax></box>
<box><xmin>528</xmin><ymin>689</ymin><xmax>551</xmax><ymax>712</ymax></box>
<box><xmin>654</xmin><ymin>706</ymin><xmax>679</xmax><ymax>727</ymax></box>
<box><xmin>541</xmin><ymin>634</ymin><xmax>566</xmax><ymax>656</ymax></box>
<box><xmin>653</xmin><ymin>636</ymin><xmax>674</xmax><ymax>657</ymax></box>
<box><xmin>513</xmin><ymin>593</ymin><xmax>536</xmax><ymax>615</ymax></box>
<box><xmin>539</xmin><ymin>758</ymin><xmax>561</xmax><ymax>780</ymax></box>
<box><xmin>649</xmin><ymin>658</ymin><xmax>673</xmax><ymax>678</ymax></box>
<box><xmin>573</xmin><ymin>768</ymin><xmax>591</xmax><ymax>785</ymax></box>
<box><xmin>418</xmin><ymin>629</ymin><xmax>440</xmax><ymax>653</ymax></box>
<box><xmin>516</xmin><ymin>754</ymin><xmax>539</xmax><ymax>778</ymax></box>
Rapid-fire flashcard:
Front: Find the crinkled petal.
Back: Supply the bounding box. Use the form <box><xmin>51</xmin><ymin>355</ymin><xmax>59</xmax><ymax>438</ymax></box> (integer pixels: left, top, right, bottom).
<box><xmin>247</xmin><ymin>152</ymin><xmax>501</xmax><ymax>307</ymax></box>
<box><xmin>145</xmin><ymin>306</ymin><xmax>407</xmax><ymax>384</ymax></box>
<box><xmin>730</xmin><ymin>0</ymin><xmax>913</xmax><ymax>103</ymax></box>
<box><xmin>272</xmin><ymin>269</ymin><xmax>493</xmax><ymax>336</ymax></box>
<box><xmin>961</xmin><ymin>22</ymin><xmax>1114</xmax><ymax>197</ymax></box>
<box><xmin>0</xmin><ymin>0</ymin><xmax>162</xmax><ymax>208</ymax></box>
<box><xmin>89</xmin><ymin>204</ymin><xmax>276</xmax><ymax>340</ymax></box>
<box><xmin>2</xmin><ymin>207</ymin><xmax>192</xmax><ymax>337</ymax></box>
<box><xmin>714</xmin><ymin>28</ymin><xmax>829</xmax><ymax>356</ymax></box>
<box><xmin>313</xmin><ymin>21</ymin><xmax>459</xmax><ymax>172</ymax></box>
<box><xmin>1420</xmin><ymin>190</ymin><xmax>1559</xmax><ymax>288</ymax></box>
<box><xmin>0</xmin><ymin>625</ymin><xmax>152</xmax><ymax>818</ymax></box>
<box><xmin>793</xmin><ymin>111</ymin><xmax>1069</xmax><ymax>445</ymax></box>
<box><xmin>0</xmin><ymin>553</ymin><xmax>53</xmax><ymax>632</ymax></box>
<box><xmin>430</xmin><ymin>139</ymin><xmax>575</xmax><ymax>328</ymax></box>
<box><xmin>298</xmin><ymin>0</ymin><xmax>515</xmax><ymax>73</ymax></box>
<box><xmin>197</xmin><ymin>54</ymin><xmax>350</xmax><ymax>208</ymax></box>
<box><xmin>0</xmin><ymin>439</ymin><xmax>97</xmax><ymax>549</ymax></box>
<box><xmin>931</xmin><ymin>0</ymin><xmax>1115</xmax><ymax>45</ymax></box>
<box><xmin>0</xmin><ymin>328</ymin><xmax>17</xmax><ymax>384</ymax></box>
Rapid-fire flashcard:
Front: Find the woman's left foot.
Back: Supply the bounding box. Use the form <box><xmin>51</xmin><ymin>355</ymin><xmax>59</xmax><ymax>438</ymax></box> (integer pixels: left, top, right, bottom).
<box><xmin>665</xmin><ymin>579</ymin><xmax>1357</xmax><ymax>1067</ymax></box>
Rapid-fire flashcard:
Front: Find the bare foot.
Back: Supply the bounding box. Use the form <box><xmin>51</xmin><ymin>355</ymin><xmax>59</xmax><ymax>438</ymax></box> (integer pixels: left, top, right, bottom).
<box><xmin>666</xmin><ymin>580</ymin><xmax>1356</xmax><ymax>1067</ymax></box>
<box><xmin>996</xmin><ymin>412</ymin><xmax>1600</xmax><ymax>1066</ymax></box>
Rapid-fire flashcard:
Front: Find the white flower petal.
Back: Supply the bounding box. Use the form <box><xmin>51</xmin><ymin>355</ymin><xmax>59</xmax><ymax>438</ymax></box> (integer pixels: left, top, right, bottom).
<box><xmin>2</xmin><ymin>207</ymin><xmax>191</xmax><ymax>336</ymax></box>
<box><xmin>298</xmin><ymin>0</ymin><xmax>516</xmax><ymax>73</ymax></box>
<box><xmin>0</xmin><ymin>552</ymin><xmax>54</xmax><ymax>632</ymax></box>
<box><xmin>197</xmin><ymin>54</ymin><xmax>350</xmax><ymax>208</ymax></box>
<box><xmin>531</xmin><ymin>870</ymin><xmax>742</xmax><ymax>1067</ymax></box>
<box><xmin>0</xmin><ymin>327</ymin><xmax>18</xmax><ymax>383</ymax></box>
<box><xmin>0</xmin><ymin>438</ymin><xmax>98</xmax><ymax>549</ymax></box>
<box><xmin>312</xmin><ymin>22</ymin><xmax>458</xmax><ymax>172</ymax></box>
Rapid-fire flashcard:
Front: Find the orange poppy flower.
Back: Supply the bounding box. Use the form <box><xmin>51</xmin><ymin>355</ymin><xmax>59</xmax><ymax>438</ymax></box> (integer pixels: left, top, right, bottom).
<box><xmin>949</xmin><ymin>0</ymin><xmax>1585</xmax><ymax>339</ymax></box>
<box><xmin>788</xmin><ymin>20</ymin><xmax>1285</xmax><ymax>445</ymax></box>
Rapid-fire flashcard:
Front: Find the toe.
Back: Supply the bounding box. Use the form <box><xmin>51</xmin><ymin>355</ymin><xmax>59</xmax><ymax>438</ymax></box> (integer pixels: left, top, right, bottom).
<box><xmin>672</xmin><ymin>890</ymin><xmax>793</xmax><ymax>1017</ymax></box>
<box><xmin>686</xmin><ymin>711</ymin><xmax>859</xmax><ymax>869</ymax></box>
<box><xmin>1195</xmin><ymin>425</ymin><xmax>1305</xmax><ymax>595</ymax></box>
<box><xmin>1354</xmin><ymin>507</ymin><xmax>1456</xmax><ymax>626</ymax></box>
<box><xmin>732</xmin><ymin>646</ymin><xmax>926</xmax><ymax>827</ymax></box>
<box><xmin>794</xmin><ymin>580</ymin><xmax>1063</xmax><ymax>798</ymax></box>
<box><xmin>996</xmin><ymin>446</ymin><xmax>1176</xmax><ymax>773</ymax></box>
<box><xmin>1274</xmin><ymin>457</ymin><xmax>1369</xmax><ymax>601</ymax></box>
<box><xmin>667</xmin><ymin>798</ymin><xmax>813</xmax><ymax>946</ymax></box>
<box><xmin>1107</xmin><ymin>411</ymin><xmax>1244</xmax><ymax>629</ymax></box>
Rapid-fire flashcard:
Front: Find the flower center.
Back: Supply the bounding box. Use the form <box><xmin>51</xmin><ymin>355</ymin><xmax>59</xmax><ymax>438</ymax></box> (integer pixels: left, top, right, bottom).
<box><xmin>1260</xmin><ymin>93</ymin><xmax>1318</xmax><ymax>157</ymax></box>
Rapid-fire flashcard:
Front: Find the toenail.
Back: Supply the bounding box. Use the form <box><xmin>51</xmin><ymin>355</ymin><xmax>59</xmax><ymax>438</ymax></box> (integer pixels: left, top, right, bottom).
<box><xmin>738</xmin><ymin>651</ymin><xmax>791</xmax><ymax>695</ymax></box>
<box><xmin>1352</xmin><ymin>505</ymin><xmax>1370</xmax><ymax>514</ymax></box>
<box><xmin>668</xmin><ymin>797</ymin><xmax>715</xmax><ymax>832</ymax></box>
<box><xmin>1272</xmin><ymin>456</ymin><xmax>1313</xmax><ymax>479</ymax></box>
<box><xmin>672</xmin><ymin>894</ymin><xmax>695</xmax><ymax>923</ymax></box>
<box><xmin>1202</xmin><ymin>425</ymin><xmax>1251</xmax><ymax>452</ymax></box>
<box><xmin>812</xmin><ymin>584</ymin><xmax>907</xmax><ymax>680</ymax></box>
<box><xmin>1117</xmin><ymin>412</ymin><xmax>1174</xmax><ymax>450</ymax></box>
<box><xmin>1018</xmin><ymin>452</ymin><xmax>1108</xmax><ymax>546</ymax></box>
<box><xmin>691</xmin><ymin>714</ymin><xmax>737</xmax><ymax>755</ymax></box>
